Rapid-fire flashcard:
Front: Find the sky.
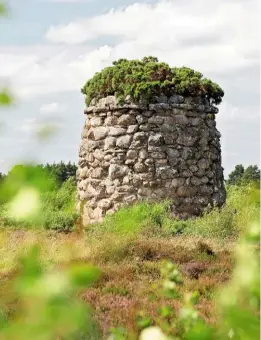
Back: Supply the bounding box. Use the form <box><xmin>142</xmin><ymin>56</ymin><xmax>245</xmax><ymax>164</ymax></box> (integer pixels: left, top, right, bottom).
<box><xmin>0</xmin><ymin>0</ymin><xmax>260</xmax><ymax>177</ymax></box>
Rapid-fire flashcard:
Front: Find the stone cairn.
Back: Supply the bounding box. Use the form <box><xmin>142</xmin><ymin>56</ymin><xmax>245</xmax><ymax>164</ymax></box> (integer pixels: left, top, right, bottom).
<box><xmin>77</xmin><ymin>95</ymin><xmax>226</xmax><ymax>224</ymax></box>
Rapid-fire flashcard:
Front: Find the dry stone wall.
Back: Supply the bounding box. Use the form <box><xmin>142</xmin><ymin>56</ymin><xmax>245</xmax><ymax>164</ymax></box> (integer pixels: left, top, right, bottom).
<box><xmin>77</xmin><ymin>95</ymin><xmax>226</xmax><ymax>224</ymax></box>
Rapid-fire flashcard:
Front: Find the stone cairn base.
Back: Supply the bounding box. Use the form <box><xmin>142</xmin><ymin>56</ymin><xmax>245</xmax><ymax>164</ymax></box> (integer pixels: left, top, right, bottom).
<box><xmin>77</xmin><ymin>95</ymin><xmax>226</xmax><ymax>224</ymax></box>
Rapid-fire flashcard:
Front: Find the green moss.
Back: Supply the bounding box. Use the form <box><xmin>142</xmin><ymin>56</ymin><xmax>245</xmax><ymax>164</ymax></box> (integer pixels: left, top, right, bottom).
<box><xmin>81</xmin><ymin>56</ymin><xmax>224</xmax><ymax>106</ymax></box>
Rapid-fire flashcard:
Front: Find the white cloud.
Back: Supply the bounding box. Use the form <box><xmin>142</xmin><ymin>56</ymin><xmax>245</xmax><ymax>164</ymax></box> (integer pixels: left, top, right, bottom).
<box><xmin>17</xmin><ymin>118</ymin><xmax>38</xmax><ymax>133</ymax></box>
<box><xmin>0</xmin><ymin>45</ymin><xmax>112</xmax><ymax>99</ymax></box>
<box><xmin>45</xmin><ymin>0</ymin><xmax>259</xmax><ymax>73</ymax></box>
<box><xmin>40</xmin><ymin>102</ymin><xmax>67</xmax><ymax>115</ymax></box>
<box><xmin>0</xmin><ymin>0</ymin><xmax>258</xmax><ymax>101</ymax></box>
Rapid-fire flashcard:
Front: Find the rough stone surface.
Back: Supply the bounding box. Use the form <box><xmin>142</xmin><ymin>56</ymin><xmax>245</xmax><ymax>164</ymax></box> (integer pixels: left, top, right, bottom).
<box><xmin>77</xmin><ymin>95</ymin><xmax>226</xmax><ymax>224</ymax></box>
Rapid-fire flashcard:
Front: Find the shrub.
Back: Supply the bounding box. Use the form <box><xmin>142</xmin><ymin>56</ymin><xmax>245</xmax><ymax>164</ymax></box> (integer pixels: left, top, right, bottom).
<box><xmin>183</xmin><ymin>182</ymin><xmax>260</xmax><ymax>238</ymax></box>
<box><xmin>81</xmin><ymin>57</ymin><xmax>224</xmax><ymax>105</ymax></box>
<box><xmin>90</xmin><ymin>201</ymin><xmax>189</xmax><ymax>237</ymax></box>
<box><xmin>0</xmin><ymin>246</ymin><xmax>102</xmax><ymax>340</ymax></box>
<box><xmin>0</xmin><ymin>176</ymin><xmax>78</xmax><ymax>232</ymax></box>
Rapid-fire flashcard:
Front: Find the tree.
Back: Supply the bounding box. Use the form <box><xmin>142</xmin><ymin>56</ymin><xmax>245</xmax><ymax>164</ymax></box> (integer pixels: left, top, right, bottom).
<box><xmin>242</xmin><ymin>165</ymin><xmax>260</xmax><ymax>183</ymax></box>
<box><xmin>227</xmin><ymin>164</ymin><xmax>260</xmax><ymax>186</ymax></box>
<box><xmin>227</xmin><ymin>164</ymin><xmax>245</xmax><ymax>185</ymax></box>
<box><xmin>0</xmin><ymin>172</ymin><xmax>5</xmax><ymax>182</ymax></box>
<box><xmin>42</xmin><ymin>161</ymin><xmax>77</xmax><ymax>186</ymax></box>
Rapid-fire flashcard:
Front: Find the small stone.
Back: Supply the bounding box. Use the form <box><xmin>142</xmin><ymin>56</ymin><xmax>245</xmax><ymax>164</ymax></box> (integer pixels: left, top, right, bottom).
<box><xmin>181</xmin><ymin>148</ymin><xmax>193</xmax><ymax>160</ymax></box>
<box><xmin>145</xmin><ymin>158</ymin><xmax>154</xmax><ymax>166</ymax></box>
<box><xmin>109</xmin><ymin>127</ymin><xmax>126</xmax><ymax>136</ymax></box>
<box><xmin>126</xmin><ymin>150</ymin><xmax>138</xmax><ymax>159</ymax></box>
<box><xmin>148</xmin><ymin>133</ymin><xmax>164</xmax><ymax>146</ymax></box>
<box><xmin>190</xmin><ymin>117</ymin><xmax>202</xmax><ymax>126</ymax></box>
<box><xmin>118</xmin><ymin>114</ymin><xmax>136</xmax><ymax>126</ymax></box>
<box><xmin>136</xmin><ymin>115</ymin><xmax>147</xmax><ymax>124</ymax></box>
<box><xmin>172</xmin><ymin>178</ymin><xmax>185</xmax><ymax>187</ymax></box>
<box><xmin>191</xmin><ymin>176</ymin><xmax>202</xmax><ymax>186</ymax></box>
<box><xmin>139</xmin><ymin>124</ymin><xmax>150</xmax><ymax>131</ymax></box>
<box><xmin>182</xmin><ymin>170</ymin><xmax>193</xmax><ymax>177</ymax></box>
<box><xmin>98</xmin><ymin>199</ymin><xmax>112</xmax><ymax>209</ymax></box>
<box><xmin>125</xmin><ymin>194</ymin><xmax>137</xmax><ymax>203</ymax></box>
<box><xmin>177</xmin><ymin>133</ymin><xmax>198</xmax><ymax>147</ymax></box>
<box><xmin>169</xmin><ymin>95</ymin><xmax>184</xmax><ymax>104</ymax></box>
<box><xmin>206</xmin><ymin>170</ymin><xmax>214</xmax><ymax>178</ymax></box>
<box><xmin>155</xmin><ymin>159</ymin><xmax>168</xmax><ymax>165</ymax></box>
<box><xmin>142</xmin><ymin>110</ymin><xmax>153</xmax><ymax>117</ymax></box>
<box><xmin>125</xmin><ymin>159</ymin><xmax>135</xmax><ymax>165</ymax></box>
<box><xmin>87</xmin><ymin>153</ymin><xmax>94</xmax><ymax>162</ymax></box>
<box><xmin>93</xmin><ymin>149</ymin><xmax>104</xmax><ymax>161</ymax></box>
<box><xmin>133</xmin><ymin>132</ymin><xmax>148</xmax><ymax>141</ymax></box>
<box><xmin>163</xmin><ymin>116</ymin><xmax>175</xmax><ymax>125</ymax></box>
<box><xmin>148</xmin><ymin>116</ymin><xmax>164</xmax><ymax>125</ymax></box>
<box><xmin>93</xmin><ymin>207</ymin><xmax>104</xmax><ymax>221</ymax></box>
<box><xmin>189</xmin><ymin>165</ymin><xmax>198</xmax><ymax>173</ymax></box>
<box><xmin>88</xmin><ymin>127</ymin><xmax>108</xmax><ymax>141</ymax></box>
<box><xmin>113</xmin><ymin>111</ymin><xmax>124</xmax><ymax>117</ymax></box>
<box><xmin>198</xmin><ymin>158</ymin><xmax>210</xmax><ymax>170</ymax></box>
<box><xmin>134</xmin><ymin>162</ymin><xmax>147</xmax><ymax>173</ymax></box>
<box><xmin>104</xmin><ymin>154</ymin><xmax>113</xmax><ymax>161</ymax></box>
<box><xmin>138</xmin><ymin>187</ymin><xmax>152</xmax><ymax>196</ymax></box>
<box><xmin>139</xmin><ymin>149</ymin><xmax>148</xmax><ymax>160</ymax></box>
<box><xmin>104</xmin><ymin>116</ymin><xmax>118</xmax><ymax>126</ymax></box>
<box><xmin>201</xmin><ymin>176</ymin><xmax>209</xmax><ymax>184</ymax></box>
<box><xmin>116</xmin><ymin>135</ymin><xmax>132</xmax><ymax>148</ymax></box>
<box><xmin>176</xmin><ymin>186</ymin><xmax>198</xmax><ymax>198</ymax></box>
<box><xmin>161</xmin><ymin>124</ymin><xmax>176</xmax><ymax>133</ymax></box>
<box><xmin>174</xmin><ymin>115</ymin><xmax>189</xmax><ymax>125</ymax></box>
<box><xmin>127</xmin><ymin>125</ymin><xmax>139</xmax><ymax>134</ymax></box>
<box><xmin>90</xmin><ymin>117</ymin><xmax>103</xmax><ymax>127</ymax></box>
<box><xmin>122</xmin><ymin>176</ymin><xmax>130</xmax><ymax>184</ymax></box>
<box><xmin>199</xmin><ymin>185</ymin><xmax>213</xmax><ymax>195</ymax></box>
<box><xmin>155</xmin><ymin>95</ymin><xmax>168</xmax><ymax>103</ymax></box>
<box><xmin>108</xmin><ymin>164</ymin><xmax>129</xmax><ymax>180</ymax></box>
<box><xmin>150</xmin><ymin>151</ymin><xmax>165</xmax><ymax>159</ymax></box>
<box><xmin>104</xmin><ymin>137</ymin><xmax>116</xmax><ymax>150</ymax></box>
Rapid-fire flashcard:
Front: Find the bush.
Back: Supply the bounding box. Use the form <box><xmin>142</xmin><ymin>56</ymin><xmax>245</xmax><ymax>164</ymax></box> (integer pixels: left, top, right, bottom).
<box><xmin>81</xmin><ymin>56</ymin><xmax>224</xmax><ymax>105</ymax></box>
<box><xmin>183</xmin><ymin>182</ymin><xmax>260</xmax><ymax>238</ymax></box>
<box><xmin>0</xmin><ymin>177</ymin><xmax>79</xmax><ymax>232</ymax></box>
<box><xmin>90</xmin><ymin>201</ymin><xmax>189</xmax><ymax>237</ymax></box>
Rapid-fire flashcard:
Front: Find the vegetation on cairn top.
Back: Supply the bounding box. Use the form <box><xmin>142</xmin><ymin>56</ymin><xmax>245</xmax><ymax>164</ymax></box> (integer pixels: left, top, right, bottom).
<box><xmin>81</xmin><ymin>56</ymin><xmax>224</xmax><ymax>106</ymax></box>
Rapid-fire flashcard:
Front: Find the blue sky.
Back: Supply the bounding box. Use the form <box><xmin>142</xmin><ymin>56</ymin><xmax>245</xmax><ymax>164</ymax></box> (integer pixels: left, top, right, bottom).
<box><xmin>0</xmin><ymin>0</ymin><xmax>260</xmax><ymax>176</ymax></box>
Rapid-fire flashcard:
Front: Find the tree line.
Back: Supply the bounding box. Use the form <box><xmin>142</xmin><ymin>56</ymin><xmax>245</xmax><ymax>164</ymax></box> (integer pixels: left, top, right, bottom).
<box><xmin>0</xmin><ymin>161</ymin><xmax>77</xmax><ymax>187</ymax></box>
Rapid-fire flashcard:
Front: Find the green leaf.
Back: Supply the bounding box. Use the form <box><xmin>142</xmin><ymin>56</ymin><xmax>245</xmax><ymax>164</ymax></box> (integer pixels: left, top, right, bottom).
<box><xmin>0</xmin><ymin>89</ymin><xmax>13</xmax><ymax>106</ymax></box>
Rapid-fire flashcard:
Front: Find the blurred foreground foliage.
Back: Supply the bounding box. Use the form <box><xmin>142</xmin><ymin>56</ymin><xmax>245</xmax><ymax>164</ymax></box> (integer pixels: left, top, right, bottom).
<box><xmin>0</xmin><ymin>164</ymin><xmax>78</xmax><ymax>231</ymax></box>
<box><xmin>0</xmin><ymin>162</ymin><xmax>259</xmax><ymax>339</ymax></box>
<box><xmin>0</xmin><ymin>246</ymin><xmax>102</xmax><ymax>340</ymax></box>
<box><xmin>137</xmin><ymin>221</ymin><xmax>260</xmax><ymax>340</ymax></box>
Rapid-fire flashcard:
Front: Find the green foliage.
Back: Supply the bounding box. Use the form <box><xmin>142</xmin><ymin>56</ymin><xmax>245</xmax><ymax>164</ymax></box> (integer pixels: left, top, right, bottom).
<box><xmin>0</xmin><ymin>2</ymin><xmax>7</xmax><ymax>16</ymax></box>
<box><xmin>0</xmin><ymin>164</ymin><xmax>56</xmax><ymax>205</ymax></box>
<box><xmin>42</xmin><ymin>161</ymin><xmax>77</xmax><ymax>187</ymax></box>
<box><xmin>81</xmin><ymin>57</ymin><xmax>224</xmax><ymax>106</ymax></box>
<box><xmin>227</xmin><ymin>164</ymin><xmax>260</xmax><ymax>186</ymax></box>
<box><xmin>0</xmin><ymin>246</ymin><xmax>102</xmax><ymax>340</ymax></box>
<box><xmin>91</xmin><ymin>201</ymin><xmax>188</xmax><ymax>237</ymax></box>
<box><xmin>183</xmin><ymin>182</ymin><xmax>260</xmax><ymax>238</ymax></box>
<box><xmin>0</xmin><ymin>89</ymin><xmax>12</xmax><ymax>106</ymax></box>
<box><xmin>37</xmin><ymin>177</ymin><xmax>79</xmax><ymax>231</ymax></box>
<box><xmin>119</xmin><ymin>220</ymin><xmax>259</xmax><ymax>340</ymax></box>
<box><xmin>0</xmin><ymin>172</ymin><xmax>78</xmax><ymax>232</ymax></box>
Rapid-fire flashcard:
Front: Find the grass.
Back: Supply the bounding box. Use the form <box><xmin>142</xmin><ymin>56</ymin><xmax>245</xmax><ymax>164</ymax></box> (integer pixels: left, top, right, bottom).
<box><xmin>0</xmin><ymin>229</ymin><xmax>235</xmax><ymax>338</ymax></box>
<box><xmin>0</xmin><ymin>182</ymin><xmax>259</xmax><ymax>339</ymax></box>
